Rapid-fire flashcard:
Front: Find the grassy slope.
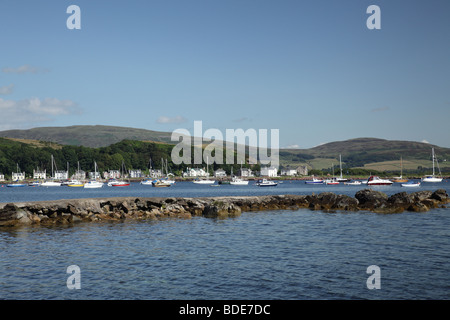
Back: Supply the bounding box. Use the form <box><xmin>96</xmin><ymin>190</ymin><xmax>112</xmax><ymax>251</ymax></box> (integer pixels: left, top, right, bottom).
<box><xmin>1</xmin><ymin>128</ymin><xmax>450</xmax><ymax>172</ymax></box>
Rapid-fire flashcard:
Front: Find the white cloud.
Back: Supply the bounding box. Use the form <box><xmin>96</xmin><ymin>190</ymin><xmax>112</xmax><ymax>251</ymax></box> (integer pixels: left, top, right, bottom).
<box><xmin>2</xmin><ymin>64</ymin><xmax>49</xmax><ymax>74</ymax></box>
<box><xmin>156</xmin><ymin>115</ymin><xmax>187</xmax><ymax>124</ymax></box>
<box><xmin>286</xmin><ymin>144</ymin><xmax>300</xmax><ymax>149</ymax></box>
<box><xmin>0</xmin><ymin>97</ymin><xmax>80</xmax><ymax>130</ymax></box>
<box><xmin>422</xmin><ymin>139</ymin><xmax>430</xmax><ymax>144</ymax></box>
<box><xmin>0</xmin><ymin>84</ymin><xmax>14</xmax><ymax>95</ymax></box>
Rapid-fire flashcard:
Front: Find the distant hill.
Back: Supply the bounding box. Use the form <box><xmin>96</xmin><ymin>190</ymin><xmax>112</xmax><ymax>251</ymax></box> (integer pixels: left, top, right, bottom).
<box><xmin>280</xmin><ymin>138</ymin><xmax>450</xmax><ymax>171</ymax></box>
<box><xmin>1</xmin><ymin>126</ymin><xmax>449</xmax><ymax>173</ymax></box>
<box><xmin>0</xmin><ymin>125</ymin><xmax>175</xmax><ymax>148</ymax></box>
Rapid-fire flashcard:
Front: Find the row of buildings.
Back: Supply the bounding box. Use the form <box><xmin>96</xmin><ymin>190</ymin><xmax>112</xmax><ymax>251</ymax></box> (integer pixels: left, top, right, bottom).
<box><xmin>183</xmin><ymin>165</ymin><xmax>308</xmax><ymax>178</ymax></box>
<box><xmin>0</xmin><ymin>165</ymin><xmax>308</xmax><ymax>182</ymax></box>
<box><xmin>0</xmin><ymin>168</ymin><xmax>150</xmax><ymax>182</ymax></box>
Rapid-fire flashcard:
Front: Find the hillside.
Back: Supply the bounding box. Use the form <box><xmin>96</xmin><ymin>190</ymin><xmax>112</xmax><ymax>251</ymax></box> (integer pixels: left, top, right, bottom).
<box><xmin>1</xmin><ymin>126</ymin><xmax>450</xmax><ymax>175</ymax></box>
<box><xmin>279</xmin><ymin>138</ymin><xmax>450</xmax><ymax>171</ymax></box>
<box><xmin>0</xmin><ymin>125</ymin><xmax>174</xmax><ymax>148</ymax></box>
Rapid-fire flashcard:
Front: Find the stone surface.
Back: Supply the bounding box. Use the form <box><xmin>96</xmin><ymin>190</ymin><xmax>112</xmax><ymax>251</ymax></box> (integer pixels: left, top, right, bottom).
<box><xmin>0</xmin><ymin>189</ymin><xmax>448</xmax><ymax>227</ymax></box>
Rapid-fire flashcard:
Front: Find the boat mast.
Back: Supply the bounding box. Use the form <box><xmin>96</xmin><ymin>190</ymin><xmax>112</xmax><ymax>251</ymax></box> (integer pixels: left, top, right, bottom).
<box><xmin>339</xmin><ymin>154</ymin><xmax>343</xmax><ymax>179</ymax></box>
<box><xmin>432</xmin><ymin>148</ymin><xmax>435</xmax><ymax>177</ymax></box>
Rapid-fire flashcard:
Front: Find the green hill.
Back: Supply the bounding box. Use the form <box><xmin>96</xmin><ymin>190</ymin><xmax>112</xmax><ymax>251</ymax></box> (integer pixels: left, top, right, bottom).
<box><xmin>280</xmin><ymin>138</ymin><xmax>450</xmax><ymax>172</ymax></box>
<box><xmin>0</xmin><ymin>125</ymin><xmax>174</xmax><ymax>148</ymax></box>
<box><xmin>1</xmin><ymin>127</ymin><xmax>449</xmax><ymax>176</ymax></box>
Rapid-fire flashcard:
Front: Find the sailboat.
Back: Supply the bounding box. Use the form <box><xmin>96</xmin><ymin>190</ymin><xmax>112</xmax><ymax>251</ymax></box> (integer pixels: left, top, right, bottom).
<box><xmin>193</xmin><ymin>157</ymin><xmax>215</xmax><ymax>184</ymax></box>
<box><xmin>422</xmin><ymin>148</ymin><xmax>443</xmax><ymax>182</ymax></box>
<box><xmin>325</xmin><ymin>163</ymin><xmax>340</xmax><ymax>185</ymax></box>
<box><xmin>336</xmin><ymin>154</ymin><xmax>350</xmax><ymax>182</ymax></box>
<box><xmin>41</xmin><ymin>155</ymin><xmax>62</xmax><ymax>187</ymax></box>
<box><xmin>7</xmin><ymin>164</ymin><xmax>27</xmax><ymax>187</ymax></box>
<box><xmin>108</xmin><ymin>161</ymin><xmax>130</xmax><ymax>186</ymax></box>
<box><xmin>84</xmin><ymin>161</ymin><xmax>104</xmax><ymax>188</ymax></box>
<box><xmin>391</xmin><ymin>157</ymin><xmax>408</xmax><ymax>183</ymax></box>
<box><xmin>230</xmin><ymin>162</ymin><xmax>249</xmax><ymax>185</ymax></box>
<box><xmin>141</xmin><ymin>158</ymin><xmax>155</xmax><ymax>185</ymax></box>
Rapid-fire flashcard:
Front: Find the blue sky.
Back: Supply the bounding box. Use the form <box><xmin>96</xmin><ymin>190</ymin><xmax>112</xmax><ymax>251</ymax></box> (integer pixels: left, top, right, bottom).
<box><xmin>0</xmin><ymin>0</ymin><xmax>449</xmax><ymax>148</ymax></box>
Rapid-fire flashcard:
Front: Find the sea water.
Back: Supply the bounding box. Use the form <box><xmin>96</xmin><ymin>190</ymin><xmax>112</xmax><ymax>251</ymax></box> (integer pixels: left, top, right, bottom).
<box><xmin>0</xmin><ymin>180</ymin><xmax>449</xmax><ymax>299</ymax></box>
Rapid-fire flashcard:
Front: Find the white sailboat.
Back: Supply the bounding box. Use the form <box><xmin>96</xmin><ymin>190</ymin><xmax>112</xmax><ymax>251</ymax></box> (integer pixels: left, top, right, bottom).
<box><xmin>41</xmin><ymin>155</ymin><xmax>62</xmax><ymax>187</ymax></box>
<box><xmin>336</xmin><ymin>154</ymin><xmax>350</xmax><ymax>182</ymax></box>
<box><xmin>193</xmin><ymin>157</ymin><xmax>215</xmax><ymax>184</ymax></box>
<box><xmin>422</xmin><ymin>148</ymin><xmax>443</xmax><ymax>182</ymax></box>
<box><xmin>108</xmin><ymin>161</ymin><xmax>130</xmax><ymax>186</ymax></box>
<box><xmin>230</xmin><ymin>162</ymin><xmax>249</xmax><ymax>185</ymax></box>
<box><xmin>84</xmin><ymin>161</ymin><xmax>103</xmax><ymax>188</ymax></box>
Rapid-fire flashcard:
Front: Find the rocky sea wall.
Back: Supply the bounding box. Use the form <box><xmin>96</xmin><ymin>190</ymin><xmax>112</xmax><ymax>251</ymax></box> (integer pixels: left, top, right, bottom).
<box><xmin>0</xmin><ymin>189</ymin><xmax>448</xmax><ymax>227</ymax></box>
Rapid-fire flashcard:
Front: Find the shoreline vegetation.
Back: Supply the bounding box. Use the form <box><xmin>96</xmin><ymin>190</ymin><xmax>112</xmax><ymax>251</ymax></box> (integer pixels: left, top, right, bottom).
<box><xmin>0</xmin><ymin>189</ymin><xmax>448</xmax><ymax>227</ymax></box>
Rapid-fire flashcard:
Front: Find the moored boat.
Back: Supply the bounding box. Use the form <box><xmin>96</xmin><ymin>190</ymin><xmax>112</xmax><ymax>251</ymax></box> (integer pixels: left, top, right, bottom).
<box><xmin>367</xmin><ymin>175</ymin><xmax>393</xmax><ymax>186</ymax></box>
<box><xmin>255</xmin><ymin>179</ymin><xmax>277</xmax><ymax>187</ymax></box>
<box><xmin>83</xmin><ymin>180</ymin><xmax>103</xmax><ymax>188</ymax></box>
<box><xmin>305</xmin><ymin>176</ymin><xmax>324</xmax><ymax>184</ymax></box>
<box><xmin>401</xmin><ymin>181</ymin><xmax>421</xmax><ymax>187</ymax></box>
<box><xmin>41</xmin><ymin>180</ymin><xmax>62</xmax><ymax>187</ymax></box>
<box><xmin>324</xmin><ymin>177</ymin><xmax>339</xmax><ymax>185</ymax></box>
<box><xmin>422</xmin><ymin>148</ymin><xmax>443</xmax><ymax>182</ymax></box>
<box><xmin>193</xmin><ymin>178</ymin><xmax>215</xmax><ymax>184</ymax></box>
<box><xmin>67</xmin><ymin>180</ymin><xmax>84</xmax><ymax>187</ymax></box>
<box><xmin>230</xmin><ymin>177</ymin><xmax>249</xmax><ymax>185</ymax></box>
<box><xmin>344</xmin><ymin>180</ymin><xmax>362</xmax><ymax>186</ymax></box>
<box><xmin>152</xmin><ymin>179</ymin><xmax>171</xmax><ymax>187</ymax></box>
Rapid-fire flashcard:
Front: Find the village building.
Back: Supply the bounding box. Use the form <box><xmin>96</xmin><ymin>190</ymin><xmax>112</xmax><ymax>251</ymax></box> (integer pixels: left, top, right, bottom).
<box><xmin>214</xmin><ymin>169</ymin><xmax>227</xmax><ymax>177</ymax></box>
<box><xmin>260</xmin><ymin>166</ymin><xmax>278</xmax><ymax>177</ymax></box>
<box><xmin>33</xmin><ymin>168</ymin><xmax>47</xmax><ymax>180</ymax></box>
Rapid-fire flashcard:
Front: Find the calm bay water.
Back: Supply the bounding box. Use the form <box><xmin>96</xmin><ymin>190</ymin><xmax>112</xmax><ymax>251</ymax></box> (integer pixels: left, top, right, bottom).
<box><xmin>1</xmin><ymin>180</ymin><xmax>449</xmax><ymax>300</ymax></box>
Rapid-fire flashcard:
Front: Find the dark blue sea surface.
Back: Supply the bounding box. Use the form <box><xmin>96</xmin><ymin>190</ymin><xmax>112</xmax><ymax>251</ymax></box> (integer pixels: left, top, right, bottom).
<box><xmin>0</xmin><ymin>180</ymin><xmax>449</xmax><ymax>299</ymax></box>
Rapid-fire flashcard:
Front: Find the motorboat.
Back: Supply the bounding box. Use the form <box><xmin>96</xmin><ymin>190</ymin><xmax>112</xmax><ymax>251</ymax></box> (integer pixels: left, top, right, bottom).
<box><xmin>324</xmin><ymin>178</ymin><xmax>339</xmax><ymax>185</ymax></box>
<box><xmin>305</xmin><ymin>176</ymin><xmax>324</xmax><ymax>184</ymax></box>
<box><xmin>28</xmin><ymin>181</ymin><xmax>41</xmax><ymax>187</ymax></box>
<box><xmin>41</xmin><ymin>180</ymin><xmax>62</xmax><ymax>187</ymax></box>
<box><xmin>255</xmin><ymin>179</ymin><xmax>278</xmax><ymax>187</ymax></box>
<box><xmin>152</xmin><ymin>179</ymin><xmax>171</xmax><ymax>187</ymax></box>
<box><xmin>193</xmin><ymin>178</ymin><xmax>215</xmax><ymax>184</ymax></box>
<box><xmin>83</xmin><ymin>180</ymin><xmax>103</xmax><ymax>188</ymax></box>
<box><xmin>401</xmin><ymin>181</ymin><xmax>421</xmax><ymax>187</ymax></box>
<box><xmin>67</xmin><ymin>180</ymin><xmax>84</xmax><ymax>187</ymax></box>
<box><xmin>230</xmin><ymin>177</ymin><xmax>249</xmax><ymax>185</ymax></box>
<box><xmin>366</xmin><ymin>176</ymin><xmax>393</xmax><ymax>186</ymax></box>
<box><xmin>140</xmin><ymin>179</ymin><xmax>154</xmax><ymax>185</ymax></box>
<box><xmin>107</xmin><ymin>179</ymin><xmax>130</xmax><ymax>187</ymax></box>
<box><xmin>344</xmin><ymin>180</ymin><xmax>362</xmax><ymax>186</ymax></box>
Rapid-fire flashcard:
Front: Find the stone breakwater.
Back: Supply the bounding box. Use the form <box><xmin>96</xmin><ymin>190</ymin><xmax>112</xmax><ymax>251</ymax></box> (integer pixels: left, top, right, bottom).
<box><xmin>0</xmin><ymin>189</ymin><xmax>448</xmax><ymax>227</ymax></box>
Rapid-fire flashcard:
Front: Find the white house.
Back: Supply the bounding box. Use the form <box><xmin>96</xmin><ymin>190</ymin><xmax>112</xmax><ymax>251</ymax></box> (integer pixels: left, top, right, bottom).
<box><xmin>183</xmin><ymin>167</ymin><xmax>209</xmax><ymax>178</ymax></box>
<box><xmin>214</xmin><ymin>169</ymin><xmax>227</xmax><ymax>177</ymax></box>
<box><xmin>104</xmin><ymin>170</ymin><xmax>121</xmax><ymax>179</ymax></box>
<box><xmin>281</xmin><ymin>168</ymin><xmax>297</xmax><ymax>176</ymax></box>
<box><xmin>89</xmin><ymin>171</ymin><xmax>101</xmax><ymax>180</ymax></box>
<box><xmin>12</xmin><ymin>171</ymin><xmax>25</xmax><ymax>181</ymax></box>
<box><xmin>33</xmin><ymin>168</ymin><xmax>47</xmax><ymax>180</ymax></box>
<box><xmin>260</xmin><ymin>166</ymin><xmax>278</xmax><ymax>177</ymax></box>
<box><xmin>54</xmin><ymin>170</ymin><xmax>68</xmax><ymax>180</ymax></box>
<box><xmin>0</xmin><ymin>173</ymin><xmax>5</xmax><ymax>182</ymax></box>
<box><xmin>237</xmin><ymin>168</ymin><xmax>253</xmax><ymax>177</ymax></box>
<box><xmin>129</xmin><ymin>169</ymin><xmax>143</xmax><ymax>178</ymax></box>
<box><xmin>72</xmin><ymin>170</ymin><xmax>86</xmax><ymax>180</ymax></box>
